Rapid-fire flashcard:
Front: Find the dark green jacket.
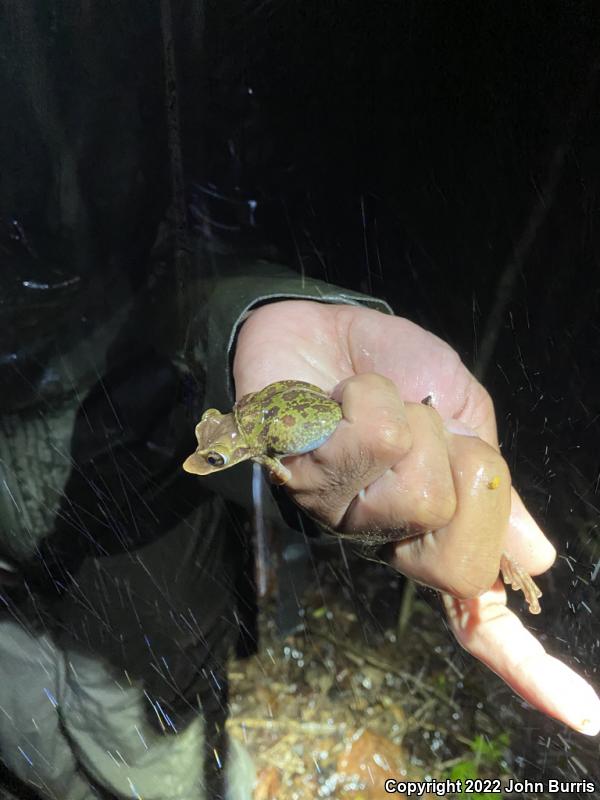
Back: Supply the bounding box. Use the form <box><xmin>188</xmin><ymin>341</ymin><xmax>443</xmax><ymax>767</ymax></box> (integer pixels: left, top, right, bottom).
<box><xmin>0</xmin><ymin>1</ymin><xmax>393</xmax><ymax>725</ymax></box>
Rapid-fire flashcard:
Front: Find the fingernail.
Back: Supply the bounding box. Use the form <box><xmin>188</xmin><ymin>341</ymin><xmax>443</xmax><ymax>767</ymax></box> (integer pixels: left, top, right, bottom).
<box><xmin>444</xmin><ymin>418</ymin><xmax>479</xmax><ymax>437</ymax></box>
<box><xmin>576</xmin><ymin>717</ymin><xmax>600</xmax><ymax>736</ymax></box>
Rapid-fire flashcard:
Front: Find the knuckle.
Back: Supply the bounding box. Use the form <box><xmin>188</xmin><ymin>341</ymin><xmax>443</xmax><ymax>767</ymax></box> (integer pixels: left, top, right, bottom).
<box><xmin>446</xmin><ymin>568</ymin><xmax>497</xmax><ymax>600</ymax></box>
<box><xmin>371</xmin><ymin>421</ymin><xmax>411</xmax><ymax>461</ymax></box>
<box><xmin>463</xmin><ymin>438</ymin><xmax>510</xmax><ymax>480</ymax></box>
<box><xmin>447</xmin><ymin>582</ymin><xmax>485</xmax><ymax>601</ymax></box>
<box><xmin>406</xmin><ymin>488</ymin><xmax>456</xmax><ymax>530</ymax></box>
<box><xmin>354</xmin><ymin>372</ymin><xmax>396</xmax><ymax>391</ymax></box>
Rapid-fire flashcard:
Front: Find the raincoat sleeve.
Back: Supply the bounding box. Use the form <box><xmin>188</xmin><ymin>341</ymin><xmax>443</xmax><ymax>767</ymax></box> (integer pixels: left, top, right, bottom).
<box><xmin>195</xmin><ymin>257</ymin><xmax>394</xmax><ymax>522</ymax></box>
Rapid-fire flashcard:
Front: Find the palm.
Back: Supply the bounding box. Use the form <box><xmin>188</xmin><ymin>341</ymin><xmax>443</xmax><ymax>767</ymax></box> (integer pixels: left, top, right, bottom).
<box><xmin>235</xmin><ymin>301</ymin><xmax>486</xmax><ymax>433</ymax></box>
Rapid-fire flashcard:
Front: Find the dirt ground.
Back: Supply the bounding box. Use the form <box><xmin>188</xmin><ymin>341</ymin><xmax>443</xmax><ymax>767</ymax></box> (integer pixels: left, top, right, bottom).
<box><xmin>228</xmin><ymin>543</ymin><xmax>519</xmax><ymax>800</ymax></box>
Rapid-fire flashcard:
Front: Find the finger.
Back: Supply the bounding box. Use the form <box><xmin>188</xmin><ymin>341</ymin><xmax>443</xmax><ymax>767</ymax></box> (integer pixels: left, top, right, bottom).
<box><xmin>436</xmin><ymin>422</ymin><xmax>556</xmax><ymax>577</ymax></box>
<box><xmin>505</xmin><ymin>487</ymin><xmax>557</xmax><ymax>573</ymax></box>
<box><xmin>340</xmin><ymin>402</ymin><xmax>456</xmax><ymax>536</ymax></box>
<box><xmin>442</xmin><ymin>590</ymin><xmax>600</xmax><ymax>736</ymax></box>
<box><xmin>284</xmin><ymin>373</ymin><xmax>412</xmax><ymax>526</ymax></box>
<box><xmin>391</xmin><ymin>431</ymin><xmax>511</xmax><ymax>598</ymax></box>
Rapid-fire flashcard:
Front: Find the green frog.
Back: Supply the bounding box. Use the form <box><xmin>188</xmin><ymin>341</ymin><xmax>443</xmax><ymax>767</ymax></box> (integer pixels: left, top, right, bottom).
<box><xmin>182</xmin><ymin>380</ymin><xmax>343</xmax><ymax>485</ymax></box>
<box><xmin>183</xmin><ymin>379</ymin><xmax>543</xmax><ymax>614</ymax></box>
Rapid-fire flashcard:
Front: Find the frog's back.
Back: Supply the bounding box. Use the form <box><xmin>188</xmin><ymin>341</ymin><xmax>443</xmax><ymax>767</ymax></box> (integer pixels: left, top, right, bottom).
<box><xmin>236</xmin><ymin>381</ymin><xmax>342</xmax><ymax>457</ymax></box>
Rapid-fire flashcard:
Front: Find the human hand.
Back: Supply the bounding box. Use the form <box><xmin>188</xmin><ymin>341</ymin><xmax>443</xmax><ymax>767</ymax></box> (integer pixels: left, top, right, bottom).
<box><xmin>233</xmin><ymin>300</ymin><xmax>600</xmax><ymax>735</ymax></box>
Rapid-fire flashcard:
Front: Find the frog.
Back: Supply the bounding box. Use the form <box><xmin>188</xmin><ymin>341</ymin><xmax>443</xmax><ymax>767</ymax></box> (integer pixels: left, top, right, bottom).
<box><xmin>182</xmin><ymin>379</ymin><xmax>343</xmax><ymax>485</ymax></box>
<box><xmin>183</xmin><ymin>379</ymin><xmax>543</xmax><ymax>614</ymax></box>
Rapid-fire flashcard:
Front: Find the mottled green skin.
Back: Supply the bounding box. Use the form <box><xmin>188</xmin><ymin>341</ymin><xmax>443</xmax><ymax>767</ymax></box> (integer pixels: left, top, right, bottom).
<box><xmin>183</xmin><ymin>380</ymin><xmax>342</xmax><ymax>483</ymax></box>
<box><xmin>235</xmin><ymin>381</ymin><xmax>342</xmax><ymax>455</ymax></box>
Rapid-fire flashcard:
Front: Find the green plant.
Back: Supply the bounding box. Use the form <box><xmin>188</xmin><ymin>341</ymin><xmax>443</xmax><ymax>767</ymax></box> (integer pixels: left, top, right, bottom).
<box><xmin>447</xmin><ymin>732</ymin><xmax>510</xmax><ymax>799</ymax></box>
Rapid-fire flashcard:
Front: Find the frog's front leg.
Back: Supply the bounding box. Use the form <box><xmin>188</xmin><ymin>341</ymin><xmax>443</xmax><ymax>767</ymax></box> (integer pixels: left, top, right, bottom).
<box><xmin>254</xmin><ymin>455</ymin><xmax>292</xmax><ymax>485</ymax></box>
<box><xmin>500</xmin><ymin>551</ymin><xmax>542</xmax><ymax>614</ymax></box>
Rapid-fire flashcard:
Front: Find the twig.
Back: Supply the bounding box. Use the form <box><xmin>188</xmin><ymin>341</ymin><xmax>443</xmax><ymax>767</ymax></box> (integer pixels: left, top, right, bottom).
<box><xmin>308</xmin><ymin>629</ymin><xmax>460</xmax><ymax>711</ymax></box>
<box><xmin>228</xmin><ymin>717</ymin><xmax>347</xmax><ymax>735</ymax></box>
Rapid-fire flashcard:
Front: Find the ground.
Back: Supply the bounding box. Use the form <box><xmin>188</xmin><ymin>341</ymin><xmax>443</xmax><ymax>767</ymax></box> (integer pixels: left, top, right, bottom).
<box><xmin>228</xmin><ymin>542</ymin><xmax>521</xmax><ymax>800</ymax></box>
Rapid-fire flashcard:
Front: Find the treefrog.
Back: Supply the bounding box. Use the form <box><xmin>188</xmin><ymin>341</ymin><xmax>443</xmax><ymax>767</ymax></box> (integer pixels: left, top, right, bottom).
<box><xmin>183</xmin><ymin>379</ymin><xmax>543</xmax><ymax>614</ymax></box>
<box><xmin>182</xmin><ymin>380</ymin><xmax>343</xmax><ymax>485</ymax></box>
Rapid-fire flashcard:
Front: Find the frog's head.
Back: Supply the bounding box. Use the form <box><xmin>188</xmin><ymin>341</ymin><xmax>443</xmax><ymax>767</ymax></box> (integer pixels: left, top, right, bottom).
<box><xmin>182</xmin><ymin>408</ymin><xmax>253</xmax><ymax>475</ymax></box>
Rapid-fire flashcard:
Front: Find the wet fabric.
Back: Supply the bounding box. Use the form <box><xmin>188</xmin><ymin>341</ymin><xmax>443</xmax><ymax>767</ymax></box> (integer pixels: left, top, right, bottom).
<box><xmin>0</xmin><ymin>4</ymin><xmax>394</xmax><ymax>797</ymax></box>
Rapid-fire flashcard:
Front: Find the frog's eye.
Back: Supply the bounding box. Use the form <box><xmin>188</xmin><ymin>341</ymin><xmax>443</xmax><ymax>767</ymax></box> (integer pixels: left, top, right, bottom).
<box><xmin>206</xmin><ymin>451</ymin><xmax>227</xmax><ymax>467</ymax></box>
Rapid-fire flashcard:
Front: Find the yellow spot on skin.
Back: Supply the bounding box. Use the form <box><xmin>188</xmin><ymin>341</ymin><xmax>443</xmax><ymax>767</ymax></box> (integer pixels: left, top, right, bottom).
<box><xmin>487</xmin><ymin>475</ymin><xmax>501</xmax><ymax>490</ymax></box>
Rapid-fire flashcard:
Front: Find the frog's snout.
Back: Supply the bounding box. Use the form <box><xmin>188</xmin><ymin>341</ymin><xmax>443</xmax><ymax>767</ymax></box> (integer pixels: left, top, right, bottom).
<box><xmin>183</xmin><ymin>451</ymin><xmax>209</xmax><ymax>475</ymax></box>
<box><xmin>183</xmin><ymin>453</ymin><xmax>198</xmax><ymax>474</ymax></box>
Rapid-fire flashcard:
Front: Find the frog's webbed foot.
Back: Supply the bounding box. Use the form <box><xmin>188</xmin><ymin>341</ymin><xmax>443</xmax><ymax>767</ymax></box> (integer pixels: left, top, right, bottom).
<box><xmin>500</xmin><ymin>551</ymin><xmax>542</xmax><ymax>615</ymax></box>
<box><xmin>256</xmin><ymin>456</ymin><xmax>292</xmax><ymax>485</ymax></box>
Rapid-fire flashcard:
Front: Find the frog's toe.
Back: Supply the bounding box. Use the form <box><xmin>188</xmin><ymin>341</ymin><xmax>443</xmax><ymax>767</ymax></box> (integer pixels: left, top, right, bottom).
<box><xmin>500</xmin><ymin>552</ymin><xmax>543</xmax><ymax>615</ymax></box>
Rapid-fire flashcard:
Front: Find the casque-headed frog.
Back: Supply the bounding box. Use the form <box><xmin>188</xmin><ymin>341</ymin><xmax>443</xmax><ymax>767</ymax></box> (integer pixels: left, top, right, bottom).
<box><xmin>182</xmin><ymin>380</ymin><xmax>343</xmax><ymax>485</ymax></box>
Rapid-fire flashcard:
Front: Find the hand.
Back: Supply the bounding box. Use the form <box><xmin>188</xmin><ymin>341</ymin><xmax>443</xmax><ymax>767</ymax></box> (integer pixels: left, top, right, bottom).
<box><xmin>233</xmin><ymin>300</ymin><xmax>600</xmax><ymax>735</ymax></box>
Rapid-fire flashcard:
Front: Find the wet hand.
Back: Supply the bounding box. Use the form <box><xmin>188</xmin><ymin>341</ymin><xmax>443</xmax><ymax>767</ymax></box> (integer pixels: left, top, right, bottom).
<box><xmin>233</xmin><ymin>300</ymin><xmax>600</xmax><ymax>735</ymax></box>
